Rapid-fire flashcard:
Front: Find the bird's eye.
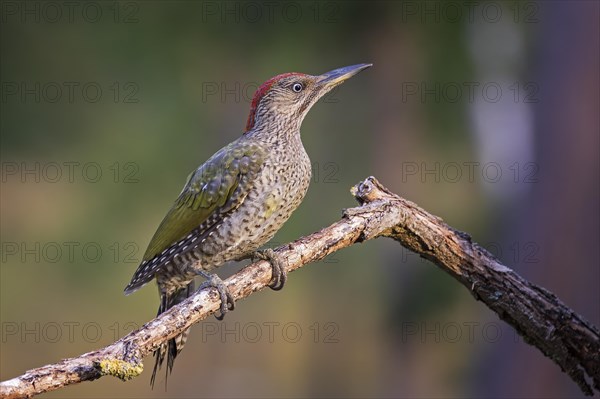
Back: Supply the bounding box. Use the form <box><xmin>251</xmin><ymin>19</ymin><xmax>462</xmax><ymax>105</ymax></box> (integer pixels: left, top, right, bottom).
<box><xmin>292</xmin><ymin>83</ymin><xmax>303</xmax><ymax>93</ymax></box>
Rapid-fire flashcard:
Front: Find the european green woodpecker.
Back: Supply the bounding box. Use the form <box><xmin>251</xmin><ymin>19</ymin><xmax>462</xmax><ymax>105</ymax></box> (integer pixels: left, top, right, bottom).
<box><xmin>124</xmin><ymin>63</ymin><xmax>372</xmax><ymax>386</ymax></box>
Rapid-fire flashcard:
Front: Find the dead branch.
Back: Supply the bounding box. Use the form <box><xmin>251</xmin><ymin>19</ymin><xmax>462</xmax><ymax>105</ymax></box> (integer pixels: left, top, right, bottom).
<box><xmin>1</xmin><ymin>176</ymin><xmax>598</xmax><ymax>399</ymax></box>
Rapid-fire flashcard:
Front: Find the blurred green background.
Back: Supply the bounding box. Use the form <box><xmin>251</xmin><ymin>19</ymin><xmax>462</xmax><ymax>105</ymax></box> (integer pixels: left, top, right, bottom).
<box><xmin>1</xmin><ymin>1</ymin><xmax>598</xmax><ymax>397</ymax></box>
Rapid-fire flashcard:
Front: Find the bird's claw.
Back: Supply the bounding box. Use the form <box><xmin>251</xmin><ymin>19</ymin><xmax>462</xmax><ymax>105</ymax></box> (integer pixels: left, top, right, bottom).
<box><xmin>253</xmin><ymin>248</ymin><xmax>287</xmax><ymax>291</ymax></box>
<box><xmin>197</xmin><ymin>272</ymin><xmax>235</xmax><ymax>320</ymax></box>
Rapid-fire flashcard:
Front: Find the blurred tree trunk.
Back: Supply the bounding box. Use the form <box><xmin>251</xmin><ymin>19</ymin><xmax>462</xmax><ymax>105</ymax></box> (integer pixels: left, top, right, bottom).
<box><xmin>477</xmin><ymin>2</ymin><xmax>600</xmax><ymax>397</ymax></box>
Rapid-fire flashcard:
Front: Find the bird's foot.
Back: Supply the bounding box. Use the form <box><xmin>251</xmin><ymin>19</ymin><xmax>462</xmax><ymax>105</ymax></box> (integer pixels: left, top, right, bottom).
<box><xmin>197</xmin><ymin>271</ymin><xmax>235</xmax><ymax>320</ymax></box>
<box><xmin>252</xmin><ymin>248</ymin><xmax>287</xmax><ymax>291</ymax></box>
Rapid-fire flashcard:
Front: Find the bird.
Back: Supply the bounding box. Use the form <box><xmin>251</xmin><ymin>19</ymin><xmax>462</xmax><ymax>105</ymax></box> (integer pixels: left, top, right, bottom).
<box><xmin>124</xmin><ymin>63</ymin><xmax>372</xmax><ymax>387</ymax></box>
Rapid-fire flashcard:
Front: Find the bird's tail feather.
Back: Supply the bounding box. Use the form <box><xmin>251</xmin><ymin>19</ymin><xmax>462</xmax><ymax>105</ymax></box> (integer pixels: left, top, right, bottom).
<box><xmin>150</xmin><ymin>281</ymin><xmax>195</xmax><ymax>389</ymax></box>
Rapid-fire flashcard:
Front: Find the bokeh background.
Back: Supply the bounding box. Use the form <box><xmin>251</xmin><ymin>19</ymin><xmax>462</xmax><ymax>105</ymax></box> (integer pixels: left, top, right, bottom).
<box><xmin>1</xmin><ymin>1</ymin><xmax>598</xmax><ymax>397</ymax></box>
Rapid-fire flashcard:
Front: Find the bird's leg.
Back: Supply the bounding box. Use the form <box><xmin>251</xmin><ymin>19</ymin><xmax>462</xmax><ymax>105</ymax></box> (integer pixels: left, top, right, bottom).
<box><xmin>252</xmin><ymin>248</ymin><xmax>287</xmax><ymax>291</ymax></box>
<box><xmin>196</xmin><ymin>270</ymin><xmax>235</xmax><ymax>320</ymax></box>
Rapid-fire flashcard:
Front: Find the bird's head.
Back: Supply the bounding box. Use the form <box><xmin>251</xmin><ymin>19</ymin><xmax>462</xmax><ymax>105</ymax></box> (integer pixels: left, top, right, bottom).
<box><xmin>245</xmin><ymin>63</ymin><xmax>372</xmax><ymax>134</ymax></box>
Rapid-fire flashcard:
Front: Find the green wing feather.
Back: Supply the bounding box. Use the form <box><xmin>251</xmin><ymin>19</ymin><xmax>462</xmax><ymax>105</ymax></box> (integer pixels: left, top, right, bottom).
<box><xmin>142</xmin><ymin>140</ymin><xmax>265</xmax><ymax>263</ymax></box>
<box><xmin>124</xmin><ymin>139</ymin><xmax>265</xmax><ymax>295</ymax></box>
<box><xmin>143</xmin><ymin>140</ymin><xmax>264</xmax><ymax>261</ymax></box>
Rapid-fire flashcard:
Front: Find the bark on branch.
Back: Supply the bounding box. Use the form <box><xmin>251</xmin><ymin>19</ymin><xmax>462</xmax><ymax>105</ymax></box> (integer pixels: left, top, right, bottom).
<box><xmin>1</xmin><ymin>176</ymin><xmax>598</xmax><ymax>398</ymax></box>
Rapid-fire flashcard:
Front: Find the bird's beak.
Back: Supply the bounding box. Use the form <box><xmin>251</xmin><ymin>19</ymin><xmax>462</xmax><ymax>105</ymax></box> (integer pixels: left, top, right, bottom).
<box><xmin>317</xmin><ymin>63</ymin><xmax>372</xmax><ymax>88</ymax></box>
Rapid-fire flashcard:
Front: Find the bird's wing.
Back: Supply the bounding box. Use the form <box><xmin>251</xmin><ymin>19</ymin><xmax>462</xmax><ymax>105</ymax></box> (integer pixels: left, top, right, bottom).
<box><xmin>124</xmin><ymin>140</ymin><xmax>265</xmax><ymax>294</ymax></box>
